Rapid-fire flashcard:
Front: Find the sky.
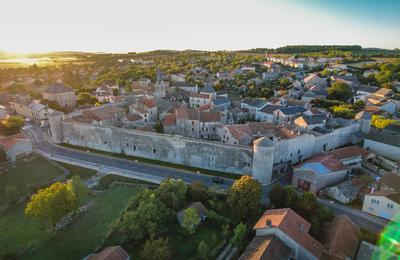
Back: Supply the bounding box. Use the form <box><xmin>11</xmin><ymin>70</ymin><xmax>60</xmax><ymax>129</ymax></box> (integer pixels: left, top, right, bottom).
<box><xmin>1</xmin><ymin>0</ymin><xmax>399</xmax><ymax>53</ymax></box>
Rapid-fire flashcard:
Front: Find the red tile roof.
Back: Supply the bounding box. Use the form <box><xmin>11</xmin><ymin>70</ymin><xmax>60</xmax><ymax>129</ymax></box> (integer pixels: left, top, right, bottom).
<box><xmin>329</xmin><ymin>145</ymin><xmax>371</xmax><ymax>160</ymax></box>
<box><xmin>323</xmin><ymin>215</ymin><xmax>360</xmax><ymax>259</ymax></box>
<box><xmin>88</xmin><ymin>246</ymin><xmax>129</xmax><ymax>260</ymax></box>
<box><xmin>254</xmin><ymin>208</ymin><xmax>324</xmax><ymax>258</ymax></box>
<box><xmin>163</xmin><ymin>114</ymin><xmax>176</xmax><ymax>126</ymax></box>
<box><xmin>0</xmin><ymin>133</ymin><xmax>30</xmax><ymax>149</ymax></box>
<box><xmin>297</xmin><ymin>153</ymin><xmax>347</xmax><ymax>172</ymax></box>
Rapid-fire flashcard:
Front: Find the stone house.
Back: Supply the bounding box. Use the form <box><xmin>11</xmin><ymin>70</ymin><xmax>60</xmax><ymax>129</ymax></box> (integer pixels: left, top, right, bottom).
<box><xmin>240</xmin><ymin>98</ymin><xmax>268</xmax><ymax>116</ymax></box>
<box><xmin>10</xmin><ymin>99</ymin><xmax>55</xmax><ymax>126</ymax></box>
<box><xmin>293</xmin><ymin>153</ymin><xmax>349</xmax><ymax>194</ymax></box>
<box><xmin>303</xmin><ymin>73</ymin><xmax>327</xmax><ymax>88</ymax></box>
<box><xmin>322</xmin><ymin>215</ymin><xmax>360</xmax><ymax>259</ymax></box>
<box><xmin>77</xmin><ymin>106</ymin><xmax>126</xmax><ymax>127</ymax></box>
<box><xmin>326</xmin><ymin>179</ymin><xmax>362</xmax><ymax>204</ymax></box>
<box><xmin>0</xmin><ymin>133</ymin><xmax>32</xmax><ymax>162</ymax></box>
<box><xmin>189</xmin><ymin>93</ymin><xmax>212</xmax><ymax>108</ymax></box>
<box><xmin>294</xmin><ymin>114</ymin><xmax>327</xmax><ymax>132</ymax></box>
<box><xmin>240</xmin><ymin>208</ymin><xmax>324</xmax><ymax>260</ymax></box>
<box><xmin>274</xmin><ymin>106</ymin><xmax>306</xmax><ymax>124</ymax></box>
<box><xmin>175</xmin><ymin>107</ymin><xmax>221</xmax><ymax>139</ymax></box>
<box><xmin>255</xmin><ymin>105</ymin><xmax>283</xmax><ymax>122</ymax></box>
<box><xmin>129</xmin><ymin>98</ymin><xmax>157</xmax><ymax>122</ymax></box>
<box><xmin>43</xmin><ymin>83</ymin><xmax>76</xmax><ymax>109</ymax></box>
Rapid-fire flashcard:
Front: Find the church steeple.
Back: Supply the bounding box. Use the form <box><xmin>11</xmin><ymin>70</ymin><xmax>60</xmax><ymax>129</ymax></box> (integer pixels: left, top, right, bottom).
<box><xmin>154</xmin><ymin>69</ymin><xmax>166</xmax><ymax>99</ymax></box>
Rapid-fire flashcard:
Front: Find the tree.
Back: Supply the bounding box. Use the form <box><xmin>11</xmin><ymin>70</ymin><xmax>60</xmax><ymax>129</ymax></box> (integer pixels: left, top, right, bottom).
<box><xmin>296</xmin><ymin>192</ymin><xmax>317</xmax><ymax>218</ymax></box>
<box><xmin>328</xmin><ymin>82</ymin><xmax>352</xmax><ymax>101</ymax></box>
<box><xmin>156</xmin><ymin>178</ymin><xmax>188</xmax><ymax>210</ymax></box>
<box><xmin>230</xmin><ymin>223</ymin><xmax>247</xmax><ymax>248</ymax></box>
<box><xmin>153</xmin><ymin>122</ymin><xmax>164</xmax><ymax>133</ymax></box>
<box><xmin>198</xmin><ymin>240</ymin><xmax>210</xmax><ymax>260</ymax></box>
<box><xmin>76</xmin><ymin>92</ymin><xmax>98</xmax><ymax>106</ymax></box>
<box><xmin>371</xmin><ymin>115</ymin><xmax>397</xmax><ymax>129</ymax></box>
<box><xmin>221</xmin><ymin>224</ymin><xmax>231</xmax><ymax>240</ymax></box>
<box><xmin>279</xmin><ymin>77</ymin><xmax>291</xmax><ymax>87</ymax></box>
<box><xmin>141</xmin><ymin>237</ymin><xmax>172</xmax><ymax>260</ymax></box>
<box><xmin>121</xmin><ymin>191</ymin><xmax>169</xmax><ymax>240</ymax></box>
<box><xmin>181</xmin><ymin>207</ymin><xmax>201</xmax><ymax>234</ymax></box>
<box><xmin>353</xmin><ymin>100</ymin><xmax>365</xmax><ymax>110</ymax></box>
<box><xmin>188</xmin><ymin>181</ymin><xmax>208</xmax><ymax>202</ymax></box>
<box><xmin>228</xmin><ymin>175</ymin><xmax>261</xmax><ymax>219</ymax></box>
<box><xmin>283</xmin><ymin>185</ymin><xmax>298</xmax><ymax>208</ymax></box>
<box><xmin>0</xmin><ymin>116</ymin><xmax>24</xmax><ymax>136</ymax></box>
<box><xmin>25</xmin><ymin>182</ymin><xmax>76</xmax><ymax>226</ymax></box>
<box><xmin>269</xmin><ymin>184</ymin><xmax>286</xmax><ymax>207</ymax></box>
<box><xmin>67</xmin><ymin>176</ymin><xmax>89</xmax><ymax>207</ymax></box>
<box><xmin>333</xmin><ymin>105</ymin><xmax>355</xmax><ymax>119</ymax></box>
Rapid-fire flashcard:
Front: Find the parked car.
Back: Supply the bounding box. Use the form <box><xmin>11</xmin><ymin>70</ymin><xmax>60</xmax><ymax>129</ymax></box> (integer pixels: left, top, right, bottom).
<box><xmin>211</xmin><ymin>176</ymin><xmax>224</xmax><ymax>184</ymax></box>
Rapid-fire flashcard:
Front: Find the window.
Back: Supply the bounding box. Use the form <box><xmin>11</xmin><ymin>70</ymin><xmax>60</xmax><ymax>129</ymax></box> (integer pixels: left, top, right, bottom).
<box><xmin>104</xmin><ymin>141</ymin><xmax>107</xmax><ymax>144</ymax></box>
<box><xmin>192</xmin><ymin>128</ymin><xmax>194</xmax><ymax>132</ymax></box>
<box><xmin>153</xmin><ymin>148</ymin><xmax>156</xmax><ymax>154</ymax></box>
<box><xmin>387</xmin><ymin>203</ymin><xmax>394</xmax><ymax>209</ymax></box>
<box><xmin>298</xmin><ymin>149</ymin><xmax>300</xmax><ymax>154</ymax></box>
<box><xmin>133</xmin><ymin>145</ymin><xmax>136</xmax><ymax>151</ymax></box>
<box><xmin>126</xmin><ymin>143</ymin><xmax>129</xmax><ymax>147</ymax></box>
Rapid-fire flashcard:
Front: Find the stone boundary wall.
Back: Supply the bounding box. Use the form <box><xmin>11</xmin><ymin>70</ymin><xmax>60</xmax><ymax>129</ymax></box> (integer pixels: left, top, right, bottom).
<box><xmin>61</xmin><ymin>121</ymin><xmax>254</xmax><ymax>175</ymax></box>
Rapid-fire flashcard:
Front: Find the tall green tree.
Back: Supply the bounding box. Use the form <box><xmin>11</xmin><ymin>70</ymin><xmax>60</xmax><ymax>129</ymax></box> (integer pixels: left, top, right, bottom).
<box><xmin>230</xmin><ymin>223</ymin><xmax>247</xmax><ymax>248</ymax></box>
<box><xmin>227</xmin><ymin>175</ymin><xmax>261</xmax><ymax>219</ymax></box>
<box><xmin>181</xmin><ymin>207</ymin><xmax>200</xmax><ymax>234</ymax></box>
<box><xmin>156</xmin><ymin>178</ymin><xmax>188</xmax><ymax>210</ymax></box>
<box><xmin>141</xmin><ymin>237</ymin><xmax>172</xmax><ymax>260</ymax></box>
<box><xmin>269</xmin><ymin>184</ymin><xmax>286</xmax><ymax>207</ymax></box>
<box><xmin>328</xmin><ymin>82</ymin><xmax>352</xmax><ymax>101</ymax></box>
<box><xmin>0</xmin><ymin>116</ymin><xmax>24</xmax><ymax>136</ymax></box>
<box><xmin>121</xmin><ymin>191</ymin><xmax>169</xmax><ymax>240</ymax></box>
<box><xmin>197</xmin><ymin>240</ymin><xmax>210</xmax><ymax>260</ymax></box>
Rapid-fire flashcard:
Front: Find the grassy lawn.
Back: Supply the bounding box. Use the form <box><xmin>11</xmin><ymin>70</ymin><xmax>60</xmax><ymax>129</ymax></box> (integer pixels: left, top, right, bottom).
<box><xmin>167</xmin><ymin>221</ymin><xmax>225</xmax><ymax>259</ymax></box>
<box><xmin>60</xmin><ymin>143</ymin><xmax>241</xmax><ymax>180</ymax></box>
<box><xmin>26</xmin><ymin>185</ymin><xmax>139</xmax><ymax>260</ymax></box>
<box><xmin>0</xmin><ymin>156</ymin><xmax>64</xmax><ymax>205</ymax></box>
<box><xmin>0</xmin><ymin>203</ymin><xmax>49</xmax><ymax>257</ymax></box>
<box><xmin>98</xmin><ymin>174</ymin><xmax>157</xmax><ymax>188</ymax></box>
<box><xmin>59</xmin><ymin>162</ymin><xmax>97</xmax><ymax>180</ymax></box>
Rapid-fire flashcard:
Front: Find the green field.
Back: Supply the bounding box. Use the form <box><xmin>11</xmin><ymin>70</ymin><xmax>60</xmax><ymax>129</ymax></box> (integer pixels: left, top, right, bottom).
<box><xmin>59</xmin><ymin>162</ymin><xmax>97</xmax><ymax>180</ymax></box>
<box><xmin>0</xmin><ymin>156</ymin><xmax>64</xmax><ymax>205</ymax></box>
<box><xmin>26</xmin><ymin>185</ymin><xmax>139</xmax><ymax>260</ymax></box>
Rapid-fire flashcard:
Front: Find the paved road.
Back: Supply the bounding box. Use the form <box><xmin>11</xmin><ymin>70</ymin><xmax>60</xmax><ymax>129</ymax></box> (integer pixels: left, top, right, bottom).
<box><xmin>318</xmin><ymin>198</ymin><xmax>389</xmax><ymax>233</ymax></box>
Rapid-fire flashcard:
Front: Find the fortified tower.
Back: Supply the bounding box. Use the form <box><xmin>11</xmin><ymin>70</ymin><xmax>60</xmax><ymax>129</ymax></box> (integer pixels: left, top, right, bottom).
<box><xmin>154</xmin><ymin>69</ymin><xmax>166</xmax><ymax>100</ymax></box>
<box><xmin>252</xmin><ymin>137</ymin><xmax>274</xmax><ymax>185</ymax></box>
<box><xmin>48</xmin><ymin>112</ymin><xmax>64</xmax><ymax>143</ymax></box>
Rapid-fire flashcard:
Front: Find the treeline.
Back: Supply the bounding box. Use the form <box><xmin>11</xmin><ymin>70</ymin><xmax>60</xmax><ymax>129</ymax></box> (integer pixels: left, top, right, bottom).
<box><xmin>275</xmin><ymin>45</ymin><xmax>362</xmax><ymax>53</ymax></box>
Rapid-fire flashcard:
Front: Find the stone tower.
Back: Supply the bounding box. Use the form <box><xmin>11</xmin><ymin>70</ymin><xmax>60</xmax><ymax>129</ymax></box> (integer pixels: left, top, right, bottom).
<box><xmin>48</xmin><ymin>112</ymin><xmax>64</xmax><ymax>143</ymax></box>
<box><xmin>252</xmin><ymin>137</ymin><xmax>275</xmax><ymax>185</ymax></box>
<box><xmin>154</xmin><ymin>69</ymin><xmax>166</xmax><ymax>100</ymax></box>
